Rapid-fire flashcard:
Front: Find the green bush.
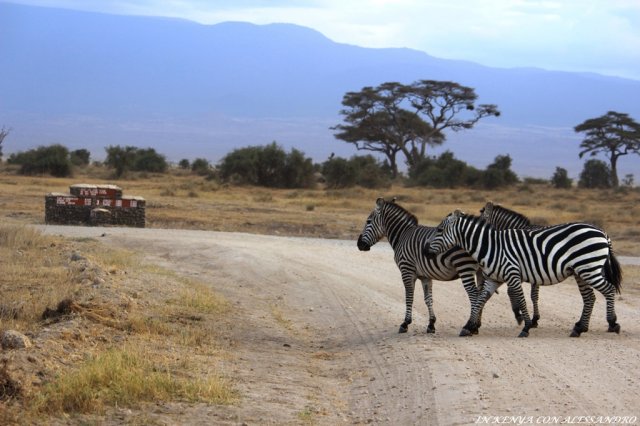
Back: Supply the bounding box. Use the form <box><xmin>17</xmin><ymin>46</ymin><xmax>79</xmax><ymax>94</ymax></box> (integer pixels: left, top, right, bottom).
<box><xmin>481</xmin><ymin>154</ymin><xmax>519</xmax><ymax>189</ymax></box>
<box><xmin>191</xmin><ymin>158</ymin><xmax>210</xmax><ymax>175</ymax></box>
<box><xmin>408</xmin><ymin>151</ymin><xmax>478</xmax><ymax>188</ymax></box>
<box><xmin>70</xmin><ymin>149</ymin><xmax>91</xmax><ymax>167</ymax></box>
<box><xmin>218</xmin><ymin>142</ymin><xmax>315</xmax><ymax>188</ymax></box>
<box><xmin>579</xmin><ymin>159</ymin><xmax>611</xmax><ymax>188</ymax></box>
<box><xmin>8</xmin><ymin>144</ymin><xmax>73</xmax><ymax>177</ymax></box>
<box><xmin>322</xmin><ymin>155</ymin><xmax>390</xmax><ymax>189</ymax></box>
<box><xmin>322</xmin><ymin>157</ymin><xmax>357</xmax><ymax>188</ymax></box>
<box><xmin>282</xmin><ymin>148</ymin><xmax>316</xmax><ymax>188</ymax></box>
<box><xmin>178</xmin><ymin>159</ymin><xmax>190</xmax><ymax>169</ymax></box>
<box><xmin>407</xmin><ymin>152</ymin><xmax>518</xmax><ymax>189</ymax></box>
<box><xmin>133</xmin><ymin>148</ymin><xmax>168</xmax><ymax>173</ymax></box>
<box><xmin>105</xmin><ymin>145</ymin><xmax>168</xmax><ymax>177</ymax></box>
<box><xmin>551</xmin><ymin>167</ymin><xmax>572</xmax><ymax>188</ymax></box>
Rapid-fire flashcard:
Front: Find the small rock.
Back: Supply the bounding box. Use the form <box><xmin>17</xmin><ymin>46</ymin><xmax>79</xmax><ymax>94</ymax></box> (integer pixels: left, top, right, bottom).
<box><xmin>492</xmin><ymin>373</ymin><xmax>499</xmax><ymax>378</ymax></box>
<box><xmin>70</xmin><ymin>252</ymin><xmax>85</xmax><ymax>262</ymax></box>
<box><xmin>283</xmin><ymin>343</ymin><xmax>291</xmax><ymax>348</ymax></box>
<box><xmin>2</xmin><ymin>330</ymin><xmax>32</xmax><ymax>350</ymax></box>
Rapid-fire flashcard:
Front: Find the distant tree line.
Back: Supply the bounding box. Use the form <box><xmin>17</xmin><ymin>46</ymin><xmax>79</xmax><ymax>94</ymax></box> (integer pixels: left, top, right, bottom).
<box><xmin>2</xmin><ymin>139</ymin><xmax>637</xmax><ymax>191</ymax></box>
<box><xmin>1</xmin><ymin>77</ymin><xmax>639</xmax><ymax>189</ymax></box>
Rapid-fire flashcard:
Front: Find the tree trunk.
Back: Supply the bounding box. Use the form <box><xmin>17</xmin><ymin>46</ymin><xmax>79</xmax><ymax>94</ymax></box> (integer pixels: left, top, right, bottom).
<box><xmin>610</xmin><ymin>153</ymin><xmax>619</xmax><ymax>188</ymax></box>
<box><xmin>389</xmin><ymin>154</ymin><xmax>398</xmax><ymax>179</ymax></box>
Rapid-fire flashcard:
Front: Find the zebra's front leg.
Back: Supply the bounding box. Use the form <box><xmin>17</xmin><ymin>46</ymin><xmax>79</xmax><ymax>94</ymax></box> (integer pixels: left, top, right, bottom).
<box><xmin>505</xmin><ymin>276</ymin><xmax>532</xmax><ymax>337</ymax></box>
<box><xmin>570</xmin><ymin>279</ymin><xmax>595</xmax><ymax>337</ymax></box>
<box><xmin>531</xmin><ymin>283</ymin><xmax>540</xmax><ymax>328</ymax></box>
<box><xmin>399</xmin><ymin>272</ymin><xmax>416</xmax><ymax>333</ymax></box>
<box><xmin>507</xmin><ymin>285</ymin><xmax>525</xmax><ymax>325</ymax></box>
<box><xmin>420</xmin><ymin>278</ymin><xmax>436</xmax><ymax>333</ymax></box>
<box><xmin>459</xmin><ymin>273</ymin><xmax>481</xmax><ymax>336</ymax></box>
<box><xmin>467</xmin><ymin>280</ymin><xmax>495</xmax><ymax>335</ymax></box>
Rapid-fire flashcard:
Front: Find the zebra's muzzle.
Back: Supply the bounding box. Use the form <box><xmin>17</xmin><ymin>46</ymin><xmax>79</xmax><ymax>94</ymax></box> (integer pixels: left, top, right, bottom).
<box><xmin>357</xmin><ymin>235</ymin><xmax>371</xmax><ymax>251</ymax></box>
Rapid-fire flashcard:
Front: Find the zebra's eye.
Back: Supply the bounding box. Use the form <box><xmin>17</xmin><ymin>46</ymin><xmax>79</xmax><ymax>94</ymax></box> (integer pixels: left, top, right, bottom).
<box><xmin>366</xmin><ymin>219</ymin><xmax>372</xmax><ymax>224</ymax></box>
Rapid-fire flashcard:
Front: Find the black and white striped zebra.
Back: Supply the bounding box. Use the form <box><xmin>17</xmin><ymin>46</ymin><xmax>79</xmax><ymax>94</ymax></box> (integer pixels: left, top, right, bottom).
<box><xmin>480</xmin><ymin>202</ymin><xmax>544</xmax><ymax>328</ymax></box>
<box><xmin>427</xmin><ymin>210</ymin><xmax>622</xmax><ymax>337</ymax></box>
<box><xmin>357</xmin><ymin>198</ymin><xmax>484</xmax><ymax>335</ymax></box>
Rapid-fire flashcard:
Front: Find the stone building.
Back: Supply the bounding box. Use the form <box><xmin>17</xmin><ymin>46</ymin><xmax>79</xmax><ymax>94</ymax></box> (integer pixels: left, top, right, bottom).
<box><xmin>45</xmin><ymin>184</ymin><xmax>145</xmax><ymax>227</ymax></box>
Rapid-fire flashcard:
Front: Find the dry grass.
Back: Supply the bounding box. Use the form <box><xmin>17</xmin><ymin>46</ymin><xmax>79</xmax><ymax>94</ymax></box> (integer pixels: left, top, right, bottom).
<box><xmin>0</xmin><ymin>167</ymin><xmax>638</xmax><ymax>421</ymax></box>
<box><xmin>0</xmin><ymin>224</ymin><xmax>78</xmax><ymax>330</ymax></box>
<box><xmin>0</xmin><ymin>224</ymin><xmax>235</xmax><ymax>422</ymax></box>
<box><xmin>33</xmin><ymin>345</ymin><xmax>235</xmax><ymax>415</ymax></box>
<box><xmin>2</xmin><ymin>166</ymin><xmax>638</xmax><ymax>253</ymax></box>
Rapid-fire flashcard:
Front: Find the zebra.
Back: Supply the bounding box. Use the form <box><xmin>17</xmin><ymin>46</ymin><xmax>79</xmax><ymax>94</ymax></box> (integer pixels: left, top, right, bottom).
<box><xmin>479</xmin><ymin>201</ymin><xmax>544</xmax><ymax>328</ymax></box>
<box><xmin>357</xmin><ymin>197</ymin><xmax>484</xmax><ymax>336</ymax></box>
<box><xmin>427</xmin><ymin>210</ymin><xmax>622</xmax><ymax>337</ymax></box>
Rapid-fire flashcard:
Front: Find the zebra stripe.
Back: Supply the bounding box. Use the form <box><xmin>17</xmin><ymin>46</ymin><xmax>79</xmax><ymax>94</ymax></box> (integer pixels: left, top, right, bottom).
<box><xmin>357</xmin><ymin>197</ymin><xmax>483</xmax><ymax>336</ymax></box>
<box><xmin>480</xmin><ymin>202</ymin><xmax>544</xmax><ymax>327</ymax></box>
<box><xmin>428</xmin><ymin>210</ymin><xmax>622</xmax><ymax>337</ymax></box>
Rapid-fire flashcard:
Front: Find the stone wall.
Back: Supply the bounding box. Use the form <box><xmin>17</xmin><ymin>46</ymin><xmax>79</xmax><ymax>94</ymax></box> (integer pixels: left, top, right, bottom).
<box><xmin>45</xmin><ymin>184</ymin><xmax>145</xmax><ymax>227</ymax></box>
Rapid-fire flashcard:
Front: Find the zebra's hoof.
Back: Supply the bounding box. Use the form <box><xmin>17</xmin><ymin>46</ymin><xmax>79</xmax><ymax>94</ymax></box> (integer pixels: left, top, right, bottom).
<box><xmin>398</xmin><ymin>324</ymin><xmax>408</xmax><ymax>333</ymax></box>
<box><xmin>608</xmin><ymin>323</ymin><xmax>621</xmax><ymax>334</ymax></box>
<box><xmin>570</xmin><ymin>330</ymin><xmax>581</xmax><ymax>337</ymax></box>
<box><xmin>426</xmin><ymin>326</ymin><xmax>435</xmax><ymax>334</ymax></box>
<box><xmin>530</xmin><ymin>321</ymin><xmax>538</xmax><ymax>329</ymax></box>
<box><xmin>517</xmin><ymin>331</ymin><xmax>529</xmax><ymax>338</ymax></box>
<box><xmin>515</xmin><ymin>315</ymin><xmax>524</xmax><ymax>325</ymax></box>
<box><xmin>459</xmin><ymin>328</ymin><xmax>473</xmax><ymax>337</ymax></box>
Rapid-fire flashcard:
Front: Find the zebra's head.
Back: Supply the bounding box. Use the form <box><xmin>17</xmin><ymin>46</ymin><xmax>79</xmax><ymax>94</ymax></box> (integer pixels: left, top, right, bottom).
<box><xmin>479</xmin><ymin>201</ymin><xmax>494</xmax><ymax>221</ymax></box>
<box><xmin>479</xmin><ymin>201</ymin><xmax>533</xmax><ymax>230</ymax></box>
<box><xmin>357</xmin><ymin>197</ymin><xmax>390</xmax><ymax>251</ymax></box>
<box><xmin>428</xmin><ymin>210</ymin><xmax>463</xmax><ymax>255</ymax></box>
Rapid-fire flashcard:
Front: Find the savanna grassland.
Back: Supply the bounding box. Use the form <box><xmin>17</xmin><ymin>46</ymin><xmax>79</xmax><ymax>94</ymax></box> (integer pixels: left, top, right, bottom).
<box><xmin>1</xmin><ymin>166</ymin><xmax>640</xmax><ymax>424</ymax></box>
<box><xmin>1</xmin><ymin>165</ymin><xmax>640</xmax><ymax>254</ymax></box>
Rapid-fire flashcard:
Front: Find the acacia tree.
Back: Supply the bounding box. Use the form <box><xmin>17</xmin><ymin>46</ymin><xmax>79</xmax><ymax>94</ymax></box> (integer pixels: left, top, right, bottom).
<box><xmin>332</xmin><ymin>83</ymin><xmax>434</xmax><ymax>178</ymax></box>
<box><xmin>574</xmin><ymin>111</ymin><xmax>640</xmax><ymax>188</ymax></box>
<box><xmin>333</xmin><ymin>80</ymin><xmax>499</xmax><ymax>176</ymax></box>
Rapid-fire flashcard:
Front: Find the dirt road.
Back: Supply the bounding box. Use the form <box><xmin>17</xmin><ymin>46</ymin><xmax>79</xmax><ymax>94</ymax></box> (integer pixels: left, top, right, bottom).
<box><xmin>40</xmin><ymin>225</ymin><xmax>640</xmax><ymax>425</ymax></box>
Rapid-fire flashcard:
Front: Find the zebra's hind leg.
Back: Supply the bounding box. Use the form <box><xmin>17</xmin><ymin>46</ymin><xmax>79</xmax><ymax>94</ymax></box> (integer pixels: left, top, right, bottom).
<box><xmin>570</xmin><ymin>278</ymin><xmax>595</xmax><ymax>337</ymax></box>
<box><xmin>420</xmin><ymin>278</ymin><xmax>436</xmax><ymax>333</ymax></box>
<box><xmin>604</xmin><ymin>292</ymin><xmax>620</xmax><ymax>334</ymax></box>
<box><xmin>530</xmin><ymin>283</ymin><xmax>540</xmax><ymax>328</ymax></box>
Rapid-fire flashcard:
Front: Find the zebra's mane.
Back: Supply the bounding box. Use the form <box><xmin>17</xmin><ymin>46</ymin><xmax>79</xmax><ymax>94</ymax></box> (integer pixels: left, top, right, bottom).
<box><xmin>457</xmin><ymin>211</ymin><xmax>495</xmax><ymax>229</ymax></box>
<box><xmin>384</xmin><ymin>200</ymin><xmax>418</xmax><ymax>225</ymax></box>
<box><xmin>488</xmin><ymin>203</ymin><xmax>533</xmax><ymax>226</ymax></box>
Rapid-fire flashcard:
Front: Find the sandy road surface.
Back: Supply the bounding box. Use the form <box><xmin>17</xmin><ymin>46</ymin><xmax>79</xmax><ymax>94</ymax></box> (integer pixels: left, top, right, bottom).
<box><xmin>40</xmin><ymin>225</ymin><xmax>640</xmax><ymax>425</ymax></box>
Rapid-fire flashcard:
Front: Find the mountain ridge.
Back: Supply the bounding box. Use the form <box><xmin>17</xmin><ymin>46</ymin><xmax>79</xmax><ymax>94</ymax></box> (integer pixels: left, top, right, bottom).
<box><xmin>1</xmin><ymin>2</ymin><xmax>639</xmax><ymax>178</ymax></box>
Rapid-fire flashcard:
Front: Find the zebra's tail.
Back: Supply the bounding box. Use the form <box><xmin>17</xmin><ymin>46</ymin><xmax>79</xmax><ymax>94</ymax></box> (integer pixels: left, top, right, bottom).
<box><xmin>605</xmin><ymin>242</ymin><xmax>623</xmax><ymax>295</ymax></box>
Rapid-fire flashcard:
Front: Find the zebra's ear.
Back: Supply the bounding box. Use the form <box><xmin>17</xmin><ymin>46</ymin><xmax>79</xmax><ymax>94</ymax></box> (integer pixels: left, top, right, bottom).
<box><xmin>453</xmin><ymin>209</ymin><xmax>463</xmax><ymax>218</ymax></box>
<box><xmin>482</xmin><ymin>201</ymin><xmax>493</xmax><ymax>216</ymax></box>
<box><xmin>391</xmin><ymin>197</ymin><xmax>397</xmax><ymax>203</ymax></box>
<box><xmin>376</xmin><ymin>197</ymin><xmax>385</xmax><ymax>207</ymax></box>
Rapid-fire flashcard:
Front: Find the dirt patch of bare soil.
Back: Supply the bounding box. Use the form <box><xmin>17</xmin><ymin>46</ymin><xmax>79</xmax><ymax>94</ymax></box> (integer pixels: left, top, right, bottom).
<box><xmin>26</xmin><ymin>226</ymin><xmax>640</xmax><ymax>425</ymax></box>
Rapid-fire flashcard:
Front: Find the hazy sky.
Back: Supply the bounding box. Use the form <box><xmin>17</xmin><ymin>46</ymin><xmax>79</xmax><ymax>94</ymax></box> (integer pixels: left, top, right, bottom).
<box><xmin>6</xmin><ymin>0</ymin><xmax>640</xmax><ymax>80</ymax></box>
